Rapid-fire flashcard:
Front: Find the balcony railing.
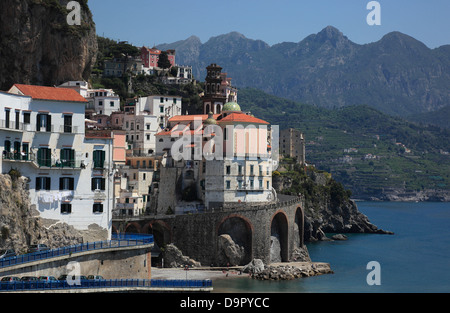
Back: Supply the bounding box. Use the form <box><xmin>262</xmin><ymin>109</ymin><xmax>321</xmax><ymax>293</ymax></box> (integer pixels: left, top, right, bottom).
<box><xmin>2</xmin><ymin>151</ymin><xmax>35</xmax><ymax>162</ymax></box>
<box><xmin>59</xmin><ymin>125</ymin><xmax>80</xmax><ymax>134</ymax></box>
<box><xmin>0</xmin><ymin>120</ymin><xmax>81</xmax><ymax>134</ymax></box>
<box><xmin>36</xmin><ymin>157</ymin><xmax>85</xmax><ymax>169</ymax></box>
<box><xmin>0</xmin><ymin>120</ymin><xmax>33</xmax><ymax>132</ymax></box>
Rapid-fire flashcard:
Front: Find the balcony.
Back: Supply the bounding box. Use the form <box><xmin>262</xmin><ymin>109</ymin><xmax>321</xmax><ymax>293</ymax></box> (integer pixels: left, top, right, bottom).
<box><xmin>2</xmin><ymin>151</ymin><xmax>35</xmax><ymax>163</ymax></box>
<box><xmin>59</xmin><ymin>125</ymin><xmax>80</xmax><ymax>134</ymax></box>
<box><xmin>0</xmin><ymin>120</ymin><xmax>33</xmax><ymax>132</ymax></box>
<box><xmin>35</xmin><ymin>157</ymin><xmax>85</xmax><ymax>170</ymax></box>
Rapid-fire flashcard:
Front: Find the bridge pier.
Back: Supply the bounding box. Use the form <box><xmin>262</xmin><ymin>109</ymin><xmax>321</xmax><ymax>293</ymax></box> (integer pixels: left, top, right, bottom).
<box><xmin>113</xmin><ymin>197</ymin><xmax>305</xmax><ymax>266</ymax></box>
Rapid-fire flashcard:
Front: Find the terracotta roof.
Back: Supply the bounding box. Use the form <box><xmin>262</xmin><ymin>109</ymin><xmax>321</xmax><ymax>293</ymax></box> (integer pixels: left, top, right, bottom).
<box><xmin>169</xmin><ymin>114</ymin><xmax>220</xmax><ymax>123</ymax></box>
<box><xmin>11</xmin><ymin>84</ymin><xmax>87</xmax><ymax>103</ymax></box>
<box><xmin>219</xmin><ymin>113</ymin><xmax>269</xmax><ymax>125</ymax></box>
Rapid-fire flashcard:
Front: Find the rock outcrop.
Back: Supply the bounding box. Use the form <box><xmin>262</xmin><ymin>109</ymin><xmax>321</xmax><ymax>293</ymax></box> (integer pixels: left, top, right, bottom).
<box><xmin>0</xmin><ymin>174</ymin><xmax>84</xmax><ymax>254</ymax></box>
<box><xmin>251</xmin><ymin>263</ymin><xmax>334</xmax><ymax>281</ymax></box>
<box><xmin>162</xmin><ymin>244</ymin><xmax>201</xmax><ymax>268</ymax></box>
<box><xmin>217</xmin><ymin>234</ymin><xmax>245</xmax><ymax>266</ymax></box>
<box><xmin>0</xmin><ymin>0</ymin><xmax>98</xmax><ymax>91</ymax></box>
<box><xmin>304</xmin><ymin>199</ymin><xmax>393</xmax><ymax>242</ymax></box>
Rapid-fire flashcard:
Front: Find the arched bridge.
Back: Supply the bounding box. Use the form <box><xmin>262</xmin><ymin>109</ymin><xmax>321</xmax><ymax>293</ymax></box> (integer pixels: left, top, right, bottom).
<box><xmin>113</xmin><ymin>196</ymin><xmax>305</xmax><ymax>266</ymax></box>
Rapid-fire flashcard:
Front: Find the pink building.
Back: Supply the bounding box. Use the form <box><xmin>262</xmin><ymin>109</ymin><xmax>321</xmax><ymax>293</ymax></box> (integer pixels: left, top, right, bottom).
<box><xmin>141</xmin><ymin>47</ymin><xmax>176</xmax><ymax>69</ymax></box>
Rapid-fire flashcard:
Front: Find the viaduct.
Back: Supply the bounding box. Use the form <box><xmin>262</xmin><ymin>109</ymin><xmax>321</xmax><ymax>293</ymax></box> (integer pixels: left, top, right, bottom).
<box><xmin>112</xmin><ymin>196</ymin><xmax>305</xmax><ymax>266</ymax></box>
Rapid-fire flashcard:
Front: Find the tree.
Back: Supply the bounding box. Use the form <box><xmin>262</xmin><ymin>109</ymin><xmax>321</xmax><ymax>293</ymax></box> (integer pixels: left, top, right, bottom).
<box><xmin>158</xmin><ymin>51</ymin><xmax>172</xmax><ymax>69</ymax></box>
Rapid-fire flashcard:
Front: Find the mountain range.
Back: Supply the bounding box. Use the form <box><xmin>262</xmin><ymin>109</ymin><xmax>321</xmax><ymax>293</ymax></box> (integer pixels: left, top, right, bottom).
<box><xmin>157</xmin><ymin>26</ymin><xmax>450</xmax><ymax>118</ymax></box>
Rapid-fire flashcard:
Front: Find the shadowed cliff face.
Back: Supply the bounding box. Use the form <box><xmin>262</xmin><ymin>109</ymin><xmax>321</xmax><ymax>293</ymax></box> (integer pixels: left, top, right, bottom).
<box><xmin>0</xmin><ymin>0</ymin><xmax>98</xmax><ymax>91</ymax></box>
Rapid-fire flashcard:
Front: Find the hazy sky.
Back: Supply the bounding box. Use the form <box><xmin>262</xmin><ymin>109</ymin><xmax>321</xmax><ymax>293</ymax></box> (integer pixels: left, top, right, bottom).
<box><xmin>89</xmin><ymin>0</ymin><xmax>450</xmax><ymax>48</ymax></box>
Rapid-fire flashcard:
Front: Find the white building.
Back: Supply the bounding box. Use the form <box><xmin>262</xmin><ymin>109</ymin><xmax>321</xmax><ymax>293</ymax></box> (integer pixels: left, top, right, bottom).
<box><xmin>85</xmin><ymin>88</ymin><xmax>121</xmax><ymax>117</ymax></box>
<box><xmin>124</xmin><ymin>95</ymin><xmax>182</xmax><ymax>156</ymax></box>
<box><xmin>59</xmin><ymin>81</ymin><xmax>121</xmax><ymax>118</ymax></box>
<box><xmin>0</xmin><ymin>84</ymin><xmax>114</xmax><ymax>240</ymax></box>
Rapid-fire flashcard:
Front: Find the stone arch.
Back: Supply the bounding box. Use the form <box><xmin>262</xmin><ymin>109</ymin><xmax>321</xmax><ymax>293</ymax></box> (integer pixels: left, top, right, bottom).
<box><xmin>294</xmin><ymin>206</ymin><xmax>304</xmax><ymax>247</ymax></box>
<box><xmin>144</xmin><ymin>220</ymin><xmax>172</xmax><ymax>249</ymax></box>
<box><xmin>270</xmin><ymin>210</ymin><xmax>289</xmax><ymax>263</ymax></box>
<box><xmin>124</xmin><ymin>222</ymin><xmax>141</xmax><ymax>234</ymax></box>
<box><xmin>217</xmin><ymin>214</ymin><xmax>253</xmax><ymax>266</ymax></box>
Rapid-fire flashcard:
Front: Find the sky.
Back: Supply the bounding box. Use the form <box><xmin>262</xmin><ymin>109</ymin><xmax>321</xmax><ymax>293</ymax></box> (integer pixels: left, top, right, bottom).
<box><xmin>89</xmin><ymin>0</ymin><xmax>450</xmax><ymax>49</ymax></box>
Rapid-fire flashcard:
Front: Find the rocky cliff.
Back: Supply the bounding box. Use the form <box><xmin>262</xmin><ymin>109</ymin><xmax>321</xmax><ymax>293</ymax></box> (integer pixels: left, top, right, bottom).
<box><xmin>0</xmin><ymin>0</ymin><xmax>98</xmax><ymax>91</ymax></box>
<box><xmin>273</xmin><ymin>167</ymin><xmax>393</xmax><ymax>242</ymax></box>
<box><xmin>0</xmin><ymin>173</ymin><xmax>86</xmax><ymax>254</ymax></box>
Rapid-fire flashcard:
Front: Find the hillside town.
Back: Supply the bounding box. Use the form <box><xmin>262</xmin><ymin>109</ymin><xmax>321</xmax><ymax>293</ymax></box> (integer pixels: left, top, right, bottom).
<box><xmin>0</xmin><ymin>47</ymin><xmax>306</xmax><ymax>242</ymax></box>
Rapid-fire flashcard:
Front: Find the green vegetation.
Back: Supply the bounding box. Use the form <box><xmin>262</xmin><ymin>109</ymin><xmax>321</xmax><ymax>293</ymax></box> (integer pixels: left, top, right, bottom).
<box><xmin>240</xmin><ymin>88</ymin><xmax>450</xmax><ymax>196</ymax></box>
<box><xmin>276</xmin><ymin>159</ymin><xmax>352</xmax><ymax>209</ymax></box>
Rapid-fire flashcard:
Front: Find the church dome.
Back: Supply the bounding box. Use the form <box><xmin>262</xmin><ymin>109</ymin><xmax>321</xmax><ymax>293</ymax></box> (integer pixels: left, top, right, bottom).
<box><xmin>222</xmin><ymin>101</ymin><xmax>241</xmax><ymax>112</ymax></box>
<box><xmin>204</xmin><ymin>112</ymin><xmax>217</xmax><ymax>125</ymax></box>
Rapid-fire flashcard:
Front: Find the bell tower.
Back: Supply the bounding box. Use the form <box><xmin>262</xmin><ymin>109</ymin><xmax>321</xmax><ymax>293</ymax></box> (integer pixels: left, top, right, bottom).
<box><xmin>202</xmin><ymin>64</ymin><xmax>227</xmax><ymax>114</ymax></box>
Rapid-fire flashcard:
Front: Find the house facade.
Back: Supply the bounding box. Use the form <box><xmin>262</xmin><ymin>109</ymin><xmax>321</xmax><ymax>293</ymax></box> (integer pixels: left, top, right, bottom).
<box><xmin>140</xmin><ymin>47</ymin><xmax>176</xmax><ymax>69</ymax></box>
<box><xmin>124</xmin><ymin>95</ymin><xmax>182</xmax><ymax>156</ymax></box>
<box><xmin>0</xmin><ymin>84</ymin><xmax>114</xmax><ymax>240</ymax></box>
<box><xmin>155</xmin><ymin>101</ymin><xmax>276</xmax><ymax>211</ymax></box>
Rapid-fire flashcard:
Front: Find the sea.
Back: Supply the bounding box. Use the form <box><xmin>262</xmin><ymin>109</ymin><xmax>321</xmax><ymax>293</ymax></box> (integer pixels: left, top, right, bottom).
<box><xmin>213</xmin><ymin>201</ymin><xmax>450</xmax><ymax>293</ymax></box>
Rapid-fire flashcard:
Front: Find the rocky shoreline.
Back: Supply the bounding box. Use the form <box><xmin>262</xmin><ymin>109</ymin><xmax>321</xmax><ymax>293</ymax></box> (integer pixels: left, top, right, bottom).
<box><xmin>247</xmin><ymin>261</ymin><xmax>333</xmax><ymax>281</ymax></box>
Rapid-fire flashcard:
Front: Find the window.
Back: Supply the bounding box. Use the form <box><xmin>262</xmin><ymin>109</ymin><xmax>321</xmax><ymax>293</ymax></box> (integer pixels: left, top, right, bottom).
<box><xmin>37</xmin><ymin>148</ymin><xmax>51</xmax><ymax>167</ymax></box>
<box><xmin>93</xmin><ymin>203</ymin><xmax>103</xmax><ymax>213</ymax></box>
<box><xmin>93</xmin><ymin>150</ymin><xmax>105</xmax><ymax>169</ymax></box>
<box><xmin>250</xmin><ymin>180</ymin><xmax>254</xmax><ymax>189</ymax></box>
<box><xmin>160</xmin><ymin>97</ymin><xmax>164</xmax><ymax>103</ymax></box>
<box><xmin>110</xmin><ymin>101</ymin><xmax>114</xmax><ymax>107</ymax></box>
<box><xmin>259</xmin><ymin>179</ymin><xmax>263</xmax><ymax>189</ymax></box>
<box><xmin>226</xmin><ymin>181</ymin><xmax>231</xmax><ymax>189</ymax></box>
<box><xmin>61</xmin><ymin>203</ymin><xmax>72</xmax><ymax>214</ymax></box>
<box><xmin>238</xmin><ymin>165</ymin><xmax>242</xmax><ymax>175</ymax></box>
<box><xmin>146</xmin><ymin>124</ymin><xmax>150</xmax><ymax>130</ymax></box>
<box><xmin>238</xmin><ymin>180</ymin><xmax>243</xmax><ymax>189</ymax></box>
<box><xmin>267</xmin><ymin>181</ymin><xmax>270</xmax><ymax>189</ymax></box>
<box><xmin>23</xmin><ymin>112</ymin><xmax>31</xmax><ymax>124</ymax></box>
<box><xmin>36</xmin><ymin>114</ymin><xmax>51</xmax><ymax>132</ymax></box>
<box><xmin>160</xmin><ymin>106</ymin><xmax>164</xmax><ymax>113</ymax></box>
<box><xmin>250</xmin><ymin>165</ymin><xmax>254</xmax><ymax>176</ymax></box>
<box><xmin>15</xmin><ymin>111</ymin><xmax>20</xmax><ymax>130</ymax></box>
<box><xmin>91</xmin><ymin>177</ymin><xmax>105</xmax><ymax>191</ymax></box>
<box><xmin>99</xmin><ymin>100</ymin><xmax>103</xmax><ymax>106</ymax></box>
<box><xmin>226</xmin><ymin>166</ymin><xmax>231</xmax><ymax>175</ymax></box>
<box><xmin>5</xmin><ymin>109</ymin><xmax>10</xmax><ymax>128</ymax></box>
<box><xmin>36</xmin><ymin>177</ymin><xmax>51</xmax><ymax>191</ymax></box>
<box><xmin>63</xmin><ymin>115</ymin><xmax>72</xmax><ymax>133</ymax></box>
<box><xmin>60</xmin><ymin>149</ymin><xmax>75</xmax><ymax>167</ymax></box>
<box><xmin>59</xmin><ymin>177</ymin><xmax>74</xmax><ymax>191</ymax></box>
<box><xmin>4</xmin><ymin>140</ymin><xmax>11</xmax><ymax>153</ymax></box>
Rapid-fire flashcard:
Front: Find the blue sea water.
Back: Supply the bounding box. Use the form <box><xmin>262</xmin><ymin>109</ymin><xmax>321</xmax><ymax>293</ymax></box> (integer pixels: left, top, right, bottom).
<box><xmin>213</xmin><ymin>201</ymin><xmax>450</xmax><ymax>293</ymax></box>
